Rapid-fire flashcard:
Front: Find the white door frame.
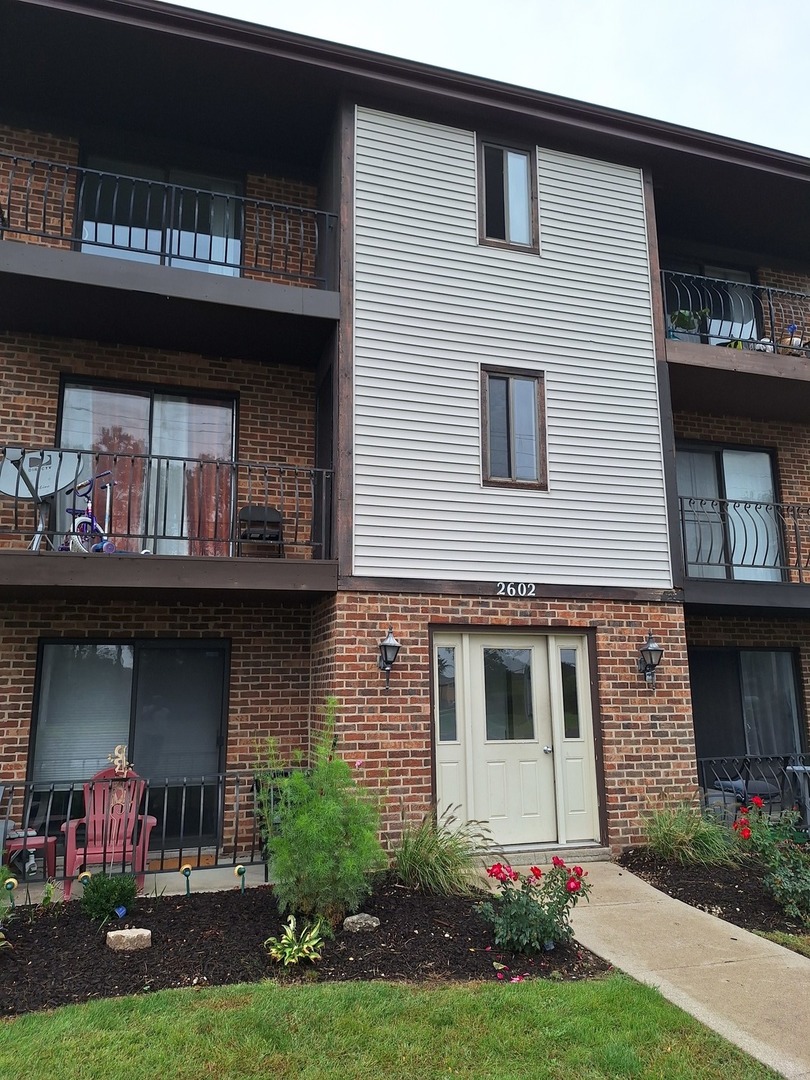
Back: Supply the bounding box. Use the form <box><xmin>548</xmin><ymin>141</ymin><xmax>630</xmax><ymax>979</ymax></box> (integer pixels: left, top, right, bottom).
<box><xmin>433</xmin><ymin>630</ymin><xmax>600</xmax><ymax>847</ymax></box>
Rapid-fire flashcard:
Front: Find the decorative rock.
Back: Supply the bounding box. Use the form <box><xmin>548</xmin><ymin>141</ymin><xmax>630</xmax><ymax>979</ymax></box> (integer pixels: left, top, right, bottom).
<box><xmin>106</xmin><ymin>928</ymin><xmax>152</xmax><ymax>952</ymax></box>
<box><xmin>343</xmin><ymin>913</ymin><xmax>380</xmax><ymax>933</ymax></box>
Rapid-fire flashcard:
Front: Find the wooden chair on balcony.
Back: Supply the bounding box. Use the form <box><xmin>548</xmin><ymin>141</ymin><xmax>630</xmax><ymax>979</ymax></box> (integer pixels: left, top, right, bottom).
<box><xmin>61</xmin><ymin>767</ymin><xmax>157</xmax><ymax>898</ymax></box>
<box><xmin>237</xmin><ymin>505</ymin><xmax>284</xmax><ymax>557</ymax></box>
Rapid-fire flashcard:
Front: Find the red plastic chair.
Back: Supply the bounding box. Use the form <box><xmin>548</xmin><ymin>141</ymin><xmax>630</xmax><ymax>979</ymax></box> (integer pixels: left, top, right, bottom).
<box><xmin>61</xmin><ymin>767</ymin><xmax>157</xmax><ymax>899</ymax></box>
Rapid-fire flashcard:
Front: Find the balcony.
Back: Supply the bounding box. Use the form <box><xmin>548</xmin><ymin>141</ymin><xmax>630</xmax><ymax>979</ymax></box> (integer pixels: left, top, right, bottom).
<box><xmin>679</xmin><ymin>495</ymin><xmax>810</xmax><ymax>607</ymax></box>
<box><xmin>0</xmin><ymin>447</ymin><xmax>336</xmax><ymax>598</ymax></box>
<box><xmin>698</xmin><ymin>754</ymin><xmax>810</xmax><ymax>831</ymax></box>
<box><xmin>663</xmin><ymin>271</ymin><xmax>810</xmax><ymax>422</ymax></box>
<box><xmin>1</xmin><ymin>771</ymin><xmax>276</xmax><ymax>887</ymax></box>
<box><xmin>0</xmin><ymin>155</ymin><xmax>340</xmax><ymax>360</ymax></box>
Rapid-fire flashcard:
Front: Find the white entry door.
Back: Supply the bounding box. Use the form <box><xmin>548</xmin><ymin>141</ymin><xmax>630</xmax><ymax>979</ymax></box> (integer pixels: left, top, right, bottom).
<box><xmin>434</xmin><ymin>633</ymin><xmax>599</xmax><ymax>847</ymax></box>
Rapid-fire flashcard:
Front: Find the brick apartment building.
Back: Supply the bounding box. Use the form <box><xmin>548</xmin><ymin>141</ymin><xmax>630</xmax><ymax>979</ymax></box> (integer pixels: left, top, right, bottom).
<box><xmin>0</xmin><ymin>0</ymin><xmax>808</xmax><ymax>876</ymax></box>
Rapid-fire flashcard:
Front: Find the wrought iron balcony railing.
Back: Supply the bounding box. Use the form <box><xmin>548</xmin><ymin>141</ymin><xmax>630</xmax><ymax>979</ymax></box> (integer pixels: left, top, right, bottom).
<box><xmin>0</xmin><ymin>447</ymin><xmax>333</xmax><ymax>559</ymax></box>
<box><xmin>663</xmin><ymin>271</ymin><xmax>810</xmax><ymax>354</ymax></box>
<box><xmin>679</xmin><ymin>495</ymin><xmax>810</xmax><ymax>583</ymax></box>
<box><xmin>698</xmin><ymin>754</ymin><xmax>810</xmax><ymax>829</ymax></box>
<box><xmin>0</xmin><ymin>153</ymin><xmax>336</xmax><ymax>287</ymax></box>
<box><xmin>0</xmin><ymin>771</ymin><xmax>287</xmax><ymax>886</ymax></box>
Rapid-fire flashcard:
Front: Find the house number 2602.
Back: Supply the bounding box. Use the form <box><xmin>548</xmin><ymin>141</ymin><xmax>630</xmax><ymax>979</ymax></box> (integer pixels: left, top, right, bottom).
<box><xmin>496</xmin><ymin>582</ymin><xmax>536</xmax><ymax>597</ymax></box>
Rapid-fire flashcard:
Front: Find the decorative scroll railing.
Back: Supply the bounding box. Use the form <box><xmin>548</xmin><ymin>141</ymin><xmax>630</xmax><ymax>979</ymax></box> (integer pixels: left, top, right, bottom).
<box><xmin>677</xmin><ymin>496</ymin><xmax>810</xmax><ymax>583</ymax></box>
<box><xmin>0</xmin><ymin>153</ymin><xmax>336</xmax><ymax>287</ymax></box>
<box><xmin>0</xmin><ymin>446</ymin><xmax>333</xmax><ymax>559</ymax></box>
<box><xmin>663</xmin><ymin>271</ymin><xmax>810</xmax><ymax>354</ymax></box>
<box><xmin>697</xmin><ymin>754</ymin><xmax>810</xmax><ymax>829</ymax></box>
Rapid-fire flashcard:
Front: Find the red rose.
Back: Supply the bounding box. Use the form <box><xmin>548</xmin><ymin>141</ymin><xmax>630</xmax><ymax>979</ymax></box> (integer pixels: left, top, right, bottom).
<box><xmin>751</xmin><ymin>795</ymin><xmax>764</xmax><ymax>809</ymax></box>
<box><xmin>552</xmin><ymin>856</ymin><xmax>566</xmax><ymax>869</ymax></box>
<box><xmin>740</xmin><ymin>826</ymin><xmax>751</xmax><ymax>840</ymax></box>
<box><xmin>572</xmin><ymin>865</ymin><xmax>584</xmax><ymax>877</ymax></box>
<box><xmin>566</xmin><ymin>878</ymin><xmax>582</xmax><ymax>892</ymax></box>
<box><xmin>529</xmin><ymin>866</ymin><xmax>542</xmax><ymax>879</ymax></box>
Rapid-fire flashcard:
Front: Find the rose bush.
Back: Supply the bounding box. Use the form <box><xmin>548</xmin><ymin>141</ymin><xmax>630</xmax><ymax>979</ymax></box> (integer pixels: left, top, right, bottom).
<box><xmin>477</xmin><ymin>856</ymin><xmax>592</xmax><ymax>953</ymax></box>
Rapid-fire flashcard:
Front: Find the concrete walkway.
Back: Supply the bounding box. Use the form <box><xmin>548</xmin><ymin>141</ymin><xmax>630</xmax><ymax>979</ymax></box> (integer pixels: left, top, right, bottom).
<box><xmin>561</xmin><ymin>862</ymin><xmax>810</xmax><ymax>1080</ymax></box>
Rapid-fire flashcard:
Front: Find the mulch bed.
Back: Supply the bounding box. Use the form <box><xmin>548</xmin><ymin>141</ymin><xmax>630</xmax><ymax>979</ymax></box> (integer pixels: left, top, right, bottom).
<box><xmin>618</xmin><ymin>848</ymin><xmax>807</xmax><ymax>936</ymax></box>
<box><xmin>0</xmin><ymin>877</ymin><xmax>610</xmax><ymax>1016</ymax></box>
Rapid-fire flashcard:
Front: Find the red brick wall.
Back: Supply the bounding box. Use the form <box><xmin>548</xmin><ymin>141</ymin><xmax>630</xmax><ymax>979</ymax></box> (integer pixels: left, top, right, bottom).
<box><xmin>244</xmin><ymin>173</ymin><xmax>319</xmax><ymax>288</ymax></box>
<box><xmin>756</xmin><ymin>267</ymin><xmax>810</xmax><ymax>347</ymax></box>
<box><xmin>0</xmin><ymin>599</ymin><xmax>314</xmax><ymax>782</ymax></box>
<box><xmin>311</xmin><ymin>592</ymin><xmax>694</xmax><ymax>852</ymax></box>
<box><xmin>0</xmin><ymin>124</ymin><xmax>80</xmax><ymax>249</ymax></box>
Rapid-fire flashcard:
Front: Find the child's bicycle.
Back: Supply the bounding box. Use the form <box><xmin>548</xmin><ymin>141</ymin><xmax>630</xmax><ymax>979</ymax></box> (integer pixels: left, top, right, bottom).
<box><xmin>62</xmin><ymin>470</ymin><xmax>117</xmax><ymax>553</ymax></box>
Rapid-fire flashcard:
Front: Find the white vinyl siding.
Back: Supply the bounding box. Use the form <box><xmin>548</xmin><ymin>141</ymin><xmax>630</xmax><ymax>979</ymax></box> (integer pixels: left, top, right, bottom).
<box><xmin>353</xmin><ymin>108</ymin><xmax>670</xmax><ymax>587</ymax></box>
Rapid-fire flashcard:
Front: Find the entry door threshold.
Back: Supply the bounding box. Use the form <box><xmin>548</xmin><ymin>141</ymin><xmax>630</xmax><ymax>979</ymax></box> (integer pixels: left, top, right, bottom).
<box><xmin>494</xmin><ymin>842</ymin><xmax>611</xmax><ymax>865</ymax></box>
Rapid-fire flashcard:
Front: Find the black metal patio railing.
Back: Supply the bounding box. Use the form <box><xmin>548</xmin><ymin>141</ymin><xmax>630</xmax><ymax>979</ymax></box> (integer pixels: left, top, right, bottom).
<box><xmin>663</xmin><ymin>271</ymin><xmax>810</xmax><ymax>354</ymax></box>
<box><xmin>0</xmin><ymin>153</ymin><xmax>336</xmax><ymax>287</ymax></box>
<box><xmin>0</xmin><ymin>772</ymin><xmax>289</xmax><ymax>886</ymax></box>
<box><xmin>678</xmin><ymin>496</ymin><xmax>810</xmax><ymax>582</ymax></box>
<box><xmin>698</xmin><ymin>754</ymin><xmax>810</xmax><ymax>829</ymax></box>
<box><xmin>0</xmin><ymin>446</ymin><xmax>333</xmax><ymax>559</ymax></box>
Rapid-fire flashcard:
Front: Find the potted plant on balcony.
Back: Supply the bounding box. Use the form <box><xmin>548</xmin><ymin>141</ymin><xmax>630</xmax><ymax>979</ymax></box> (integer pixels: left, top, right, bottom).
<box><xmin>778</xmin><ymin>323</ymin><xmax>806</xmax><ymax>356</ymax></box>
<box><xmin>667</xmin><ymin>307</ymin><xmax>709</xmax><ymax>338</ymax></box>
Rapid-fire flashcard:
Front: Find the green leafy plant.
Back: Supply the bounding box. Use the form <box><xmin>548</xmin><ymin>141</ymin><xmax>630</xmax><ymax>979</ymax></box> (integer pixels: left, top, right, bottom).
<box><xmin>668</xmin><ymin>307</ymin><xmax>709</xmax><ymax>333</ymax></box>
<box><xmin>393</xmin><ymin>806</ymin><xmax>489</xmax><ymax>896</ymax></box>
<box><xmin>79</xmin><ymin>873</ymin><xmax>137</xmax><ymax>923</ymax></box>
<box><xmin>734</xmin><ymin>799</ymin><xmax>810</xmax><ymax>925</ymax></box>
<box><xmin>257</xmin><ymin>697</ymin><xmax>387</xmax><ymax>926</ymax></box>
<box><xmin>644</xmin><ymin>804</ymin><xmax>738</xmax><ymax>865</ymax></box>
<box><xmin>478</xmin><ymin>857</ymin><xmax>592</xmax><ymax>953</ymax></box>
<box><xmin>264</xmin><ymin>915</ymin><xmax>325</xmax><ymax>965</ymax></box>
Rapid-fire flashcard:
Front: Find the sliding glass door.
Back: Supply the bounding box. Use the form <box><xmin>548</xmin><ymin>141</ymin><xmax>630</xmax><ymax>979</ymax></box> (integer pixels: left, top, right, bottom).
<box><xmin>79</xmin><ymin>158</ymin><xmax>243</xmax><ymax>275</ymax></box>
<box><xmin>59</xmin><ymin>382</ymin><xmax>235</xmax><ymax>554</ymax></box>
<box><xmin>31</xmin><ymin>641</ymin><xmax>228</xmax><ymax>844</ymax></box>
<box><xmin>677</xmin><ymin>446</ymin><xmax>781</xmax><ymax>581</ymax></box>
<box><xmin>689</xmin><ymin>647</ymin><xmax>803</xmax><ymax>759</ymax></box>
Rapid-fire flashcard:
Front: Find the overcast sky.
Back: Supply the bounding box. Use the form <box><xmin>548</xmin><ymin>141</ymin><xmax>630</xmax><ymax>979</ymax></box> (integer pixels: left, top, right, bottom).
<box><xmin>164</xmin><ymin>0</ymin><xmax>810</xmax><ymax>158</ymax></box>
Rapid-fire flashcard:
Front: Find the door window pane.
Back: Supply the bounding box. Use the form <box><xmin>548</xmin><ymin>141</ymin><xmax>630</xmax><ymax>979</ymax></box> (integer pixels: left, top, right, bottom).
<box><xmin>560</xmin><ymin>648</ymin><xmax>580</xmax><ymax>739</ymax></box>
<box><xmin>740</xmin><ymin>651</ymin><xmax>801</xmax><ymax>756</ymax></box>
<box><xmin>484</xmin><ymin>648</ymin><xmax>534</xmax><ymax>741</ymax></box>
<box><xmin>722</xmin><ymin>450</ymin><xmax>780</xmax><ymax>581</ymax></box>
<box><xmin>437</xmin><ymin>646</ymin><xmax>458</xmax><ymax>742</ymax></box>
<box><xmin>32</xmin><ymin>644</ymin><xmax>133</xmax><ymax>782</ymax></box>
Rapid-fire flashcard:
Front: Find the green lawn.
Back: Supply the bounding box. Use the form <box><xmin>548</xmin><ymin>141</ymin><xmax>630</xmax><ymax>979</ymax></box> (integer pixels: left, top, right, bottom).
<box><xmin>0</xmin><ymin>975</ymin><xmax>778</xmax><ymax>1079</ymax></box>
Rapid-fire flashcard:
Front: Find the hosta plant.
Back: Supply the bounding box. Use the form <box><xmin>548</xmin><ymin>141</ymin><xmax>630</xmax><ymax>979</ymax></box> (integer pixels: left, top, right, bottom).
<box><xmin>264</xmin><ymin>915</ymin><xmax>325</xmax><ymax>965</ymax></box>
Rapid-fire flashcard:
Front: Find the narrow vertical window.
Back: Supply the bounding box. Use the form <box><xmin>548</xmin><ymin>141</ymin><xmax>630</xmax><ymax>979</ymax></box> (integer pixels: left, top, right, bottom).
<box><xmin>482</xmin><ymin>366</ymin><xmax>546</xmax><ymax>489</ymax></box>
<box><xmin>479</xmin><ymin>141</ymin><xmax>536</xmax><ymax>249</ymax></box>
<box><xmin>560</xmin><ymin>648</ymin><xmax>581</xmax><ymax>739</ymax></box>
<box><xmin>437</xmin><ymin>646</ymin><xmax>458</xmax><ymax>742</ymax></box>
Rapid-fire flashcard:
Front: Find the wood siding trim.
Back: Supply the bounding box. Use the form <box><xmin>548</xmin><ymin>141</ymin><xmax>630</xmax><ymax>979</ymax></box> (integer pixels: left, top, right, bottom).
<box><xmin>0</xmin><ymin>551</ymin><xmax>338</xmax><ymax>598</ymax></box>
<box><xmin>339</xmin><ymin>575</ymin><xmax>681</xmax><ymax>603</ymax></box>
<box><xmin>336</xmin><ymin>100</ymin><xmax>356</xmax><ymax>577</ymax></box>
<box><xmin>644</xmin><ymin>170</ymin><xmax>683</xmax><ymax>590</ymax></box>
